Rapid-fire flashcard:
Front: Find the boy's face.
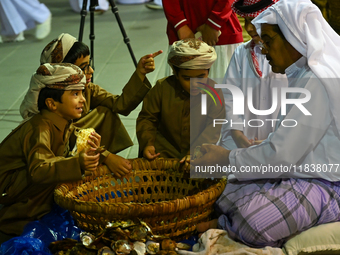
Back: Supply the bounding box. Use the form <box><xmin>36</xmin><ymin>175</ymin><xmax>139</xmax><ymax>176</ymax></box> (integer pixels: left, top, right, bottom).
<box><xmin>175</xmin><ymin>68</ymin><xmax>209</xmax><ymax>96</ymax></box>
<box><xmin>244</xmin><ymin>17</ymin><xmax>261</xmax><ymax>44</ymax></box>
<box><xmin>54</xmin><ymin>90</ymin><xmax>86</xmax><ymax>120</ymax></box>
<box><xmin>74</xmin><ymin>55</ymin><xmax>93</xmax><ymax>86</ymax></box>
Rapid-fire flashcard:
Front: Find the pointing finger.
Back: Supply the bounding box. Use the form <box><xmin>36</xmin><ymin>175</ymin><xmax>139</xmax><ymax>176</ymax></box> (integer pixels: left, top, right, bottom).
<box><xmin>151</xmin><ymin>50</ymin><xmax>163</xmax><ymax>58</ymax></box>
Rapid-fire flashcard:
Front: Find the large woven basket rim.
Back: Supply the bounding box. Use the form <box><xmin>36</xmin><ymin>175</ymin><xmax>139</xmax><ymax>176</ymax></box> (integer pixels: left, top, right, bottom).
<box><xmin>54</xmin><ymin>158</ymin><xmax>227</xmax><ymax>216</ymax></box>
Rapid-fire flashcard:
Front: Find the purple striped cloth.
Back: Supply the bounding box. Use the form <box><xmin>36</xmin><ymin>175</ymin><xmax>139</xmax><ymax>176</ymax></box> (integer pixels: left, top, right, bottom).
<box><xmin>215</xmin><ymin>178</ymin><xmax>340</xmax><ymax>248</ymax></box>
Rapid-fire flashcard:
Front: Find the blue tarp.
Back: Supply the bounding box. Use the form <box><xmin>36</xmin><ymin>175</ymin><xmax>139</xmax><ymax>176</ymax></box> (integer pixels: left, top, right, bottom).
<box><xmin>0</xmin><ymin>204</ymin><xmax>198</xmax><ymax>255</ymax></box>
<box><xmin>0</xmin><ymin>205</ymin><xmax>81</xmax><ymax>255</ymax></box>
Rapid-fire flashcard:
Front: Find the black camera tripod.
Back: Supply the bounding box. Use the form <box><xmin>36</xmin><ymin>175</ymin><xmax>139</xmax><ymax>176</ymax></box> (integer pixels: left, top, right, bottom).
<box><xmin>78</xmin><ymin>0</ymin><xmax>138</xmax><ymax>81</ymax></box>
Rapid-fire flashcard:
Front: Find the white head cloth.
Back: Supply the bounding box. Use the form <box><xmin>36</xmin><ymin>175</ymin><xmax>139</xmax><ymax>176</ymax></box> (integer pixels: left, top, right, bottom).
<box><xmin>40</xmin><ymin>33</ymin><xmax>77</xmax><ymax>64</ymax></box>
<box><xmin>168</xmin><ymin>39</ymin><xmax>217</xmax><ymax>69</ymax></box>
<box><xmin>20</xmin><ymin>63</ymin><xmax>86</xmax><ymax>120</ymax></box>
<box><xmin>252</xmin><ymin>0</ymin><xmax>340</xmax><ymax>134</ymax></box>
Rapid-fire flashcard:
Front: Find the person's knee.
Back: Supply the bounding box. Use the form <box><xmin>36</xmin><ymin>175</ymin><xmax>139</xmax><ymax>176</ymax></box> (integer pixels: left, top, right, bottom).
<box><xmin>218</xmin><ymin>208</ymin><xmax>285</xmax><ymax>247</ymax></box>
<box><xmin>234</xmin><ymin>218</ymin><xmax>285</xmax><ymax>247</ymax></box>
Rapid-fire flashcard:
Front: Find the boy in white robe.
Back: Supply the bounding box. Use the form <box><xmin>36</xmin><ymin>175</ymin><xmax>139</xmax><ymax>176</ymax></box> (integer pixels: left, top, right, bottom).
<box><xmin>219</xmin><ymin>0</ymin><xmax>288</xmax><ymax>150</ymax></box>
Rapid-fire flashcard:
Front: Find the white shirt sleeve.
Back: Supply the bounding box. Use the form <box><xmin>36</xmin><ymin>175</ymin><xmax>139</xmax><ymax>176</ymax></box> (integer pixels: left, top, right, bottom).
<box><xmin>230</xmin><ymin>76</ymin><xmax>340</xmax><ymax>181</ymax></box>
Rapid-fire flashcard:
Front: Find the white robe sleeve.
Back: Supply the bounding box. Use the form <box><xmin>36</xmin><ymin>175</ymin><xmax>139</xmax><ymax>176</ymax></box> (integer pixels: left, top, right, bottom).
<box><xmin>230</xmin><ymin>76</ymin><xmax>340</xmax><ymax>181</ymax></box>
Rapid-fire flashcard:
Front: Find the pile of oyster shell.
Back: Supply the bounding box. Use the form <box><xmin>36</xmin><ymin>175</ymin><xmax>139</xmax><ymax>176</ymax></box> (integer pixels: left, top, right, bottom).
<box><xmin>49</xmin><ymin>219</ymin><xmax>191</xmax><ymax>255</ymax></box>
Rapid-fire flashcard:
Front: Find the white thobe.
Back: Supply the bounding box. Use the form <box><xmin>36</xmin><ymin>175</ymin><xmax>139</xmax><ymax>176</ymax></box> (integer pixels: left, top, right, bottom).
<box><xmin>69</xmin><ymin>0</ymin><xmax>109</xmax><ymax>13</ymax></box>
<box><xmin>229</xmin><ymin>57</ymin><xmax>340</xmax><ymax>181</ymax></box>
<box><xmin>219</xmin><ymin>40</ymin><xmax>287</xmax><ymax>150</ymax></box>
<box><xmin>154</xmin><ymin>0</ymin><xmax>162</xmax><ymax>6</ymax></box>
<box><xmin>0</xmin><ymin>0</ymin><xmax>50</xmax><ymax>36</ymax></box>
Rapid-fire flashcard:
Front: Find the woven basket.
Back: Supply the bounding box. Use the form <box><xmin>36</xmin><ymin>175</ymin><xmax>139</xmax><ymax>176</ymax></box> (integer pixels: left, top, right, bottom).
<box><xmin>54</xmin><ymin>158</ymin><xmax>226</xmax><ymax>240</ymax></box>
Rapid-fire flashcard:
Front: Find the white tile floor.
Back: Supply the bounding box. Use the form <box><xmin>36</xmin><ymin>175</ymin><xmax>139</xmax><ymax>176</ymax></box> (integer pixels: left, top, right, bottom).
<box><xmin>0</xmin><ymin>0</ymin><xmax>168</xmax><ymax>159</ymax></box>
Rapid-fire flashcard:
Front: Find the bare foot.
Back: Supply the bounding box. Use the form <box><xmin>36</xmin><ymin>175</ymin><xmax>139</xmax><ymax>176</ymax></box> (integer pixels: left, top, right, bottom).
<box><xmin>197</xmin><ymin>219</ymin><xmax>218</xmax><ymax>234</ymax></box>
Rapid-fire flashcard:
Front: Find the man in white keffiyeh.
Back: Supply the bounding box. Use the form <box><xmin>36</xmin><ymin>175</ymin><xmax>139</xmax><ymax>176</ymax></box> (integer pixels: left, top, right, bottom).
<box><xmin>191</xmin><ymin>0</ymin><xmax>340</xmax><ymax>248</ymax></box>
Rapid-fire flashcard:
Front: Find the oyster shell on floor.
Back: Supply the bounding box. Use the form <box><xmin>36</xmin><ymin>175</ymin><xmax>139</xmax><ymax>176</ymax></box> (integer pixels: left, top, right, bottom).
<box><xmin>145</xmin><ymin>241</ymin><xmax>160</xmax><ymax>254</ymax></box>
<box><xmin>112</xmin><ymin>240</ymin><xmax>133</xmax><ymax>255</ymax></box>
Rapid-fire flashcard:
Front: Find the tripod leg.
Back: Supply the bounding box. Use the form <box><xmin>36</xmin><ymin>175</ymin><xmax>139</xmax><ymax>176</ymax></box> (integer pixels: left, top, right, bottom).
<box><xmin>78</xmin><ymin>0</ymin><xmax>89</xmax><ymax>42</ymax></box>
<box><xmin>107</xmin><ymin>0</ymin><xmax>138</xmax><ymax>68</ymax></box>
<box><xmin>89</xmin><ymin>0</ymin><xmax>98</xmax><ymax>82</ymax></box>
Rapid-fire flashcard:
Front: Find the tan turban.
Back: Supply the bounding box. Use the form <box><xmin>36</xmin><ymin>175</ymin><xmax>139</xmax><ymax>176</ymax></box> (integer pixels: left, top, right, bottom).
<box><xmin>167</xmin><ymin>38</ymin><xmax>217</xmax><ymax>69</ymax></box>
<box><xmin>40</xmin><ymin>33</ymin><xmax>77</xmax><ymax>64</ymax></box>
<box><xmin>20</xmin><ymin>63</ymin><xmax>86</xmax><ymax>120</ymax></box>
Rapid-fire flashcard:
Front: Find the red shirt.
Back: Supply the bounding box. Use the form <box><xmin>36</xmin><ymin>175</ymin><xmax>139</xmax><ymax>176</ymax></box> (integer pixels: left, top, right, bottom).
<box><xmin>162</xmin><ymin>0</ymin><xmax>244</xmax><ymax>45</ymax></box>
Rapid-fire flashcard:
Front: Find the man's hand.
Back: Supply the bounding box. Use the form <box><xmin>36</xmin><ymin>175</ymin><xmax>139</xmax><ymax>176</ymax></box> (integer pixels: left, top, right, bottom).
<box><xmin>104</xmin><ymin>153</ymin><xmax>132</xmax><ymax>178</ymax></box>
<box><xmin>143</xmin><ymin>145</ymin><xmax>160</xmax><ymax>160</ymax></box>
<box><xmin>191</xmin><ymin>144</ymin><xmax>230</xmax><ymax>167</ymax></box>
<box><xmin>136</xmin><ymin>50</ymin><xmax>163</xmax><ymax>81</ymax></box>
<box><xmin>197</xmin><ymin>24</ymin><xmax>219</xmax><ymax>46</ymax></box>
<box><xmin>231</xmin><ymin>130</ymin><xmax>252</xmax><ymax>148</ymax></box>
<box><xmin>177</xmin><ymin>25</ymin><xmax>195</xmax><ymax>40</ymax></box>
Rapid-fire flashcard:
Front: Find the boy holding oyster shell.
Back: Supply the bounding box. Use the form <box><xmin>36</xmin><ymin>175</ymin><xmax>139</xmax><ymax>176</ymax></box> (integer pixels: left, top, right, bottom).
<box><xmin>137</xmin><ymin>38</ymin><xmax>225</xmax><ymax>165</ymax></box>
<box><xmin>0</xmin><ymin>63</ymin><xmax>102</xmax><ymax>244</ymax></box>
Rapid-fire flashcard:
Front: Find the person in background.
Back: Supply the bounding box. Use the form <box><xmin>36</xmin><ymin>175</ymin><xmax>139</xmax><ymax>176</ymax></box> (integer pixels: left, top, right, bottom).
<box><xmin>69</xmin><ymin>0</ymin><xmax>109</xmax><ymax>14</ymax></box>
<box><xmin>162</xmin><ymin>0</ymin><xmax>243</xmax><ymax>80</ymax></box>
<box><xmin>0</xmin><ymin>0</ymin><xmax>51</xmax><ymax>42</ymax></box>
<box><xmin>145</xmin><ymin>0</ymin><xmax>163</xmax><ymax>10</ymax></box>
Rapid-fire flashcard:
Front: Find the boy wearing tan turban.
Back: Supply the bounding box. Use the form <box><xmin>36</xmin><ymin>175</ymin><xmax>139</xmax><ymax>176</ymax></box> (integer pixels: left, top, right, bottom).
<box><xmin>0</xmin><ymin>63</ymin><xmax>101</xmax><ymax>243</ymax></box>
<box><xmin>137</xmin><ymin>38</ymin><xmax>225</xmax><ymax>163</ymax></box>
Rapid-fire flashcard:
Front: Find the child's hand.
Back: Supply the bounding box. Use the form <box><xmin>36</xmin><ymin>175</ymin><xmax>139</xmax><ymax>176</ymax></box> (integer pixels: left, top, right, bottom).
<box><xmin>180</xmin><ymin>155</ymin><xmax>190</xmax><ymax>163</ymax></box>
<box><xmin>104</xmin><ymin>153</ymin><xmax>132</xmax><ymax>178</ymax></box>
<box><xmin>180</xmin><ymin>155</ymin><xmax>191</xmax><ymax>171</ymax></box>
<box><xmin>251</xmin><ymin>138</ymin><xmax>264</xmax><ymax>146</ymax></box>
<box><xmin>87</xmin><ymin>131</ymin><xmax>101</xmax><ymax>149</ymax></box>
<box><xmin>197</xmin><ymin>24</ymin><xmax>219</xmax><ymax>46</ymax></box>
<box><xmin>177</xmin><ymin>25</ymin><xmax>195</xmax><ymax>40</ymax></box>
<box><xmin>231</xmin><ymin>130</ymin><xmax>253</xmax><ymax>148</ymax></box>
<box><xmin>79</xmin><ymin>148</ymin><xmax>100</xmax><ymax>175</ymax></box>
<box><xmin>196</xmin><ymin>219</ymin><xmax>218</xmax><ymax>237</ymax></box>
<box><xmin>143</xmin><ymin>145</ymin><xmax>160</xmax><ymax>160</ymax></box>
<box><xmin>136</xmin><ymin>50</ymin><xmax>163</xmax><ymax>81</ymax></box>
